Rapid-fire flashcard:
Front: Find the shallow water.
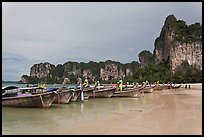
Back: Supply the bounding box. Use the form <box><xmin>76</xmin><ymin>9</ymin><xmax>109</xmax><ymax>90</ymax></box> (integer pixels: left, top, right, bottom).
<box><xmin>2</xmin><ymin>83</ymin><xmax>202</xmax><ymax>135</ymax></box>
<box><xmin>2</xmin><ymin>96</ymin><xmax>150</xmax><ymax>135</ymax></box>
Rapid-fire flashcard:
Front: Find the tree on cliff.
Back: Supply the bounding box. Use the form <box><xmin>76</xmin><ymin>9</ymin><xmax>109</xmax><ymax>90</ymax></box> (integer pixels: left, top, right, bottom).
<box><xmin>171</xmin><ymin>61</ymin><xmax>202</xmax><ymax>83</ymax></box>
<box><xmin>138</xmin><ymin>50</ymin><xmax>154</xmax><ymax>67</ymax></box>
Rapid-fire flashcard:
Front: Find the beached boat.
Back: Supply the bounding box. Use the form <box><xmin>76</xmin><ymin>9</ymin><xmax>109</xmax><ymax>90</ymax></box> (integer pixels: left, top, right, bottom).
<box><xmin>2</xmin><ymin>86</ymin><xmax>57</xmax><ymax>108</ymax></box>
<box><xmin>2</xmin><ymin>86</ymin><xmax>18</xmax><ymax>97</ymax></box>
<box><xmin>153</xmin><ymin>84</ymin><xmax>166</xmax><ymax>91</ymax></box>
<box><xmin>112</xmin><ymin>87</ymin><xmax>141</xmax><ymax>97</ymax></box>
<box><xmin>71</xmin><ymin>89</ymin><xmax>82</xmax><ymax>101</ymax></box>
<box><xmin>173</xmin><ymin>84</ymin><xmax>182</xmax><ymax>89</ymax></box>
<box><xmin>166</xmin><ymin>84</ymin><xmax>182</xmax><ymax>89</ymax></box>
<box><xmin>19</xmin><ymin>87</ymin><xmax>44</xmax><ymax>94</ymax></box>
<box><xmin>82</xmin><ymin>87</ymin><xmax>95</xmax><ymax>100</ymax></box>
<box><xmin>53</xmin><ymin>89</ymin><xmax>73</xmax><ymax>104</ymax></box>
<box><xmin>139</xmin><ymin>86</ymin><xmax>154</xmax><ymax>93</ymax></box>
<box><xmin>2</xmin><ymin>78</ymin><xmax>74</xmax><ymax>108</ymax></box>
<box><xmin>92</xmin><ymin>87</ymin><xmax>116</xmax><ymax>98</ymax></box>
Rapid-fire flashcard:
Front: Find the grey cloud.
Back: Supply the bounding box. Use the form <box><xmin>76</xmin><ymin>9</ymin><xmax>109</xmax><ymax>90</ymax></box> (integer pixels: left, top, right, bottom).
<box><xmin>2</xmin><ymin>2</ymin><xmax>202</xmax><ymax>81</ymax></box>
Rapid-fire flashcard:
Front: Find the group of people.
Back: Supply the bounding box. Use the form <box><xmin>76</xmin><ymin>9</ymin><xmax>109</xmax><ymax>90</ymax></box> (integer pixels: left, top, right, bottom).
<box><xmin>81</xmin><ymin>78</ymin><xmax>124</xmax><ymax>91</ymax></box>
<box><xmin>82</xmin><ymin>78</ymin><xmax>101</xmax><ymax>90</ymax></box>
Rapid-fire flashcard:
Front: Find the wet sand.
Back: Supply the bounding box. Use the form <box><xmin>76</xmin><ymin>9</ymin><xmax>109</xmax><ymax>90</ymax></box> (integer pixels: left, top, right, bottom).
<box><xmin>2</xmin><ymin>84</ymin><xmax>202</xmax><ymax>135</ymax></box>
<box><xmin>106</xmin><ymin>89</ymin><xmax>202</xmax><ymax>135</ymax></box>
<box><xmin>59</xmin><ymin>85</ymin><xmax>202</xmax><ymax>135</ymax></box>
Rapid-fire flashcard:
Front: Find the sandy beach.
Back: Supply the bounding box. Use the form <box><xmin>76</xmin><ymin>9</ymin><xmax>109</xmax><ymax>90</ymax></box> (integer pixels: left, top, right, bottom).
<box><xmin>2</xmin><ymin>84</ymin><xmax>202</xmax><ymax>135</ymax></box>
<box><xmin>105</xmin><ymin>85</ymin><xmax>202</xmax><ymax>135</ymax></box>
<box><xmin>56</xmin><ymin>84</ymin><xmax>202</xmax><ymax>135</ymax></box>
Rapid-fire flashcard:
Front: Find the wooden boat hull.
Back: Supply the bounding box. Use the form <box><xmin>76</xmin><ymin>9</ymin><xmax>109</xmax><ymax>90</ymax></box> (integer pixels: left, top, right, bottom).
<box><xmin>53</xmin><ymin>90</ymin><xmax>73</xmax><ymax>104</ymax></box>
<box><xmin>173</xmin><ymin>84</ymin><xmax>182</xmax><ymax>89</ymax></box>
<box><xmin>139</xmin><ymin>87</ymin><xmax>153</xmax><ymax>93</ymax></box>
<box><xmin>82</xmin><ymin>87</ymin><xmax>94</xmax><ymax>99</ymax></box>
<box><xmin>153</xmin><ymin>85</ymin><xmax>165</xmax><ymax>91</ymax></box>
<box><xmin>2</xmin><ymin>92</ymin><xmax>57</xmax><ymax>108</ymax></box>
<box><xmin>71</xmin><ymin>89</ymin><xmax>82</xmax><ymax>101</ymax></box>
<box><xmin>112</xmin><ymin>88</ymin><xmax>140</xmax><ymax>97</ymax></box>
<box><xmin>166</xmin><ymin>84</ymin><xmax>182</xmax><ymax>89</ymax></box>
<box><xmin>92</xmin><ymin>87</ymin><xmax>116</xmax><ymax>98</ymax></box>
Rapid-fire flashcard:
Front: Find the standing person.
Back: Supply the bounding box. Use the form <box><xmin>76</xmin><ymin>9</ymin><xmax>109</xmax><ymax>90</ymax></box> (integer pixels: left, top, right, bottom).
<box><xmin>119</xmin><ymin>79</ymin><xmax>123</xmax><ymax>91</ymax></box>
<box><xmin>94</xmin><ymin>80</ymin><xmax>100</xmax><ymax>90</ymax></box>
<box><xmin>40</xmin><ymin>84</ymin><xmax>46</xmax><ymax>89</ymax></box>
<box><xmin>83</xmin><ymin>78</ymin><xmax>90</xmax><ymax>88</ymax></box>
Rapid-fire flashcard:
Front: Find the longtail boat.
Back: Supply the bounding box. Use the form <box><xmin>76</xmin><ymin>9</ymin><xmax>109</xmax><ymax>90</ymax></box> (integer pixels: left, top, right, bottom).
<box><xmin>82</xmin><ymin>87</ymin><xmax>95</xmax><ymax>100</ymax></box>
<box><xmin>52</xmin><ymin>78</ymin><xmax>79</xmax><ymax>103</ymax></box>
<box><xmin>71</xmin><ymin>89</ymin><xmax>82</xmax><ymax>101</ymax></box>
<box><xmin>2</xmin><ymin>86</ymin><xmax>57</xmax><ymax>108</ymax></box>
<box><xmin>92</xmin><ymin>87</ymin><xmax>116</xmax><ymax>98</ymax></box>
<box><xmin>166</xmin><ymin>84</ymin><xmax>182</xmax><ymax>89</ymax></box>
<box><xmin>2</xmin><ymin>78</ymin><xmax>74</xmax><ymax>108</ymax></box>
<box><xmin>139</xmin><ymin>86</ymin><xmax>154</xmax><ymax>93</ymax></box>
<box><xmin>112</xmin><ymin>87</ymin><xmax>141</xmax><ymax>97</ymax></box>
<box><xmin>2</xmin><ymin>86</ymin><xmax>18</xmax><ymax>97</ymax></box>
<box><xmin>153</xmin><ymin>84</ymin><xmax>166</xmax><ymax>91</ymax></box>
<box><xmin>53</xmin><ymin>89</ymin><xmax>73</xmax><ymax>104</ymax></box>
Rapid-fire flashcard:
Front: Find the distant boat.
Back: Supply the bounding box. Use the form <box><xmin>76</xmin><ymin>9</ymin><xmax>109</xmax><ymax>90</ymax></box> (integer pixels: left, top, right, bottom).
<box><xmin>139</xmin><ymin>86</ymin><xmax>154</xmax><ymax>93</ymax></box>
<box><xmin>2</xmin><ymin>86</ymin><xmax>18</xmax><ymax>98</ymax></box>
<box><xmin>2</xmin><ymin>86</ymin><xmax>57</xmax><ymax>108</ymax></box>
<box><xmin>82</xmin><ymin>87</ymin><xmax>95</xmax><ymax>100</ymax></box>
<box><xmin>53</xmin><ymin>89</ymin><xmax>73</xmax><ymax>104</ymax></box>
<box><xmin>112</xmin><ymin>87</ymin><xmax>141</xmax><ymax>97</ymax></box>
<box><xmin>153</xmin><ymin>84</ymin><xmax>166</xmax><ymax>91</ymax></box>
<box><xmin>71</xmin><ymin>89</ymin><xmax>82</xmax><ymax>101</ymax></box>
<box><xmin>166</xmin><ymin>84</ymin><xmax>182</xmax><ymax>89</ymax></box>
<box><xmin>92</xmin><ymin>87</ymin><xmax>116</xmax><ymax>98</ymax></box>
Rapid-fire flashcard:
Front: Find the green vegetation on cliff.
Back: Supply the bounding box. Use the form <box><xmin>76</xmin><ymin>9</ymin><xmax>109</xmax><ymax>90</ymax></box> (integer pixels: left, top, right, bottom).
<box><xmin>174</xmin><ymin>20</ymin><xmax>202</xmax><ymax>43</ymax></box>
<box><xmin>20</xmin><ymin>58</ymin><xmax>202</xmax><ymax>84</ymax></box>
<box><xmin>171</xmin><ymin>61</ymin><xmax>202</xmax><ymax>83</ymax></box>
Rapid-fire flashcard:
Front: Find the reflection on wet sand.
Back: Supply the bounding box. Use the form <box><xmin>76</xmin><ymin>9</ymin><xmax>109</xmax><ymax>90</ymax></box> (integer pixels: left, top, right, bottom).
<box><xmin>105</xmin><ymin>89</ymin><xmax>202</xmax><ymax>135</ymax></box>
<box><xmin>2</xmin><ymin>87</ymin><xmax>202</xmax><ymax>135</ymax></box>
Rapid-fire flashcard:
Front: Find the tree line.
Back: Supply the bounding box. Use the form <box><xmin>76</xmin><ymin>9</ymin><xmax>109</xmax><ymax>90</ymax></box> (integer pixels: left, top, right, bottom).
<box><xmin>20</xmin><ymin>59</ymin><xmax>202</xmax><ymax>84</ymax></box>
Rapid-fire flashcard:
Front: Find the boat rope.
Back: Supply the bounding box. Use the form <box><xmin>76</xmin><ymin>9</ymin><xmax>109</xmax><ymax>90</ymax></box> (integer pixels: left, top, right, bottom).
<box><xmin>40</xmin><ymin>95</ymin><xmax>45</xmax><ymax>107</ymax></box>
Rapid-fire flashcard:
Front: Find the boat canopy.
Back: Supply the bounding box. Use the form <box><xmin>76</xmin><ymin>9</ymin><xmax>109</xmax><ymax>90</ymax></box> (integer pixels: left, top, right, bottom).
<box><xmin>19</xmin><ymin>87</ymin><xmax>43</xmax><ymax>90</ymax></box>
<box><xmin>45</xmin><ymin>88</ymin><xmax>59</xmax><ymax>92</ymax></box>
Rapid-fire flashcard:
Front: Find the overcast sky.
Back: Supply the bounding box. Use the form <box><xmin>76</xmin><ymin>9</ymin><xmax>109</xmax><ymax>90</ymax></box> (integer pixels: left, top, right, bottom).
<box><xmin>2</xmin><ymin>2</ymin><xmax>202</xmax><ymax>81</ymax></box>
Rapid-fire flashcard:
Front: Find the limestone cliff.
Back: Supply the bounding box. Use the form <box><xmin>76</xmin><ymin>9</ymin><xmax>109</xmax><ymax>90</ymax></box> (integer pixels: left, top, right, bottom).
<box><xmin>82</xmin><ymin>69</ymin><xmax>95</xmax><ymax>82</ymax></box>
<box><xmin>153</xmin><ymin>14</ymin><xmax>202</xmax><ymax>72</ymax></box>
<box><xmin>100</xmin><ymin>63</ymin><xmax>125</xmax><ymax>81</ymax></box>
<box><xmin>170</xmin><ymin>42</ymin><xmax>202</xmax><ymax>72</ymax></box>
<box><xmin>138</xmin><ymin>50</ymin><xmax>154</xmax><ymax>67</ymax></box>
<box><xmin>30</xmin><ymin>62</ymin><xmax>55</xmax><ymax>78</ymax></box>
<box><xmin>21</xmin><ymin>60</ymin><xmax>136</xmax><ymax>83</ymax></box>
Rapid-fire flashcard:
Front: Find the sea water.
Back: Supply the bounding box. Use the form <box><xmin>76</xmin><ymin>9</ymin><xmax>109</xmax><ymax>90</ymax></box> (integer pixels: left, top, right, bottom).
<box><xmin>2</xmin><ymin>83</ymin><xmax>151</xmax><ymax>135</ymax></box>
<box><xmin>2</xmin><ymin>83</ymin><xmax>77</xmax><ymax>89</ymax></box>
<box><xmin>2</xmin><ymin>98</ymin><xmax>150</xmax><ymax>135</ymax></box>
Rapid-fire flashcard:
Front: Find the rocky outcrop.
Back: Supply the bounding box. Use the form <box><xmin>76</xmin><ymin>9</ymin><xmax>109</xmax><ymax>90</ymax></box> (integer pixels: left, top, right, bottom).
<box><xmin>100</xmin><ymin>63</ymin><xmax>125</xmax><ymax>81</ymax></box>
<box><xmin>126</xmin><ymin>68</ymin><xmax>133</xmax><ymax>76</ymax></box>
<box><xmin>153</xmin><ymin>14</ymin><xmax>202</xmax><ymax>72</ymax></box>
<box><xmin>22</xmin><ymin>60</ymin><xmax>136</xmax><ymax>83</ymax></box>
<box><xmin>82</xmin><ymin>69</ymin><xmax>95</xmax><ymax>82</ymax></box>
<box><xmin>30</xmin><ymin>62</ymin><xmax>55</xmax><ymax>78</ymax></box>
<box><xmin>20</xmin><ymin>75</ymin><xmax>29</xmax><ymax>83</ymax></box>
<box><xmin>154</xmin><ymin>15</ymin><xmax>177</xmax><ymax>64</ymax></box>
<box><xmin>170</xmin><ymin>42</ymin><xmax>202</xmax><ymax>72</ymax></box>
<box><xmin>138</xmin><ymin>50</ymin><xmax>154</xmax><ymax>67</ymax></box>
<box><xmin>63</xmin><ymin>62</ymin><xmax>81</xmax><ymax>77</ymax></box>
